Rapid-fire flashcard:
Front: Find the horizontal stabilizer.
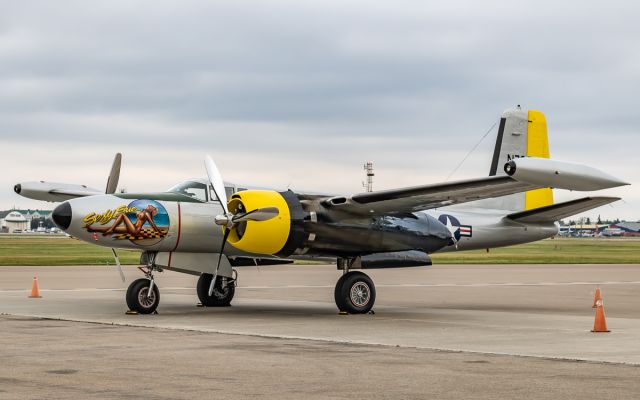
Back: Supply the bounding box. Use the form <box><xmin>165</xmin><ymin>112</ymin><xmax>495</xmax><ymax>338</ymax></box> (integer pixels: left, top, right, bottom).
<box><xmin>506</xmin><ymin>197</ymin><xmax>620</xmax><ymax>223</ymax></box>
<box><xmin>504</xmin><ymin>157</ymin><xmax>629</xmax><ymax>191</ymax></box>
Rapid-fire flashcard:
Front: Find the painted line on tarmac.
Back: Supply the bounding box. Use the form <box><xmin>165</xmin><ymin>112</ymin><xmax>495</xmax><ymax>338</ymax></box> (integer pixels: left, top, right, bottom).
<box><xmin>2</xmin><ymin>280</ymin><xmax>640</xmax><ymax>292</ymax></box>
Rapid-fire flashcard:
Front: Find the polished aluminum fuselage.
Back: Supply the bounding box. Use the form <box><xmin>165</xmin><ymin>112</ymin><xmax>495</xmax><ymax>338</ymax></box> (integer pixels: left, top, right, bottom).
<box><xmin>422</xmin><ymin>206</ymin><xmax>559</xmax><ymax>253</ymax></box>
<box><xmin>61</xmin><ymin>195</ymin><xmax>249</xmax><ymax>255</ymax></box>
<box><xmin>62</xmin><ymin>193</ymin><xmax>558</xmax><ymax>261</ymax></box>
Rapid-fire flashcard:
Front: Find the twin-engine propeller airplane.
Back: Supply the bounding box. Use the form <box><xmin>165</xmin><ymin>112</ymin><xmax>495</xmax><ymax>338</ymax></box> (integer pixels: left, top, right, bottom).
<box><xmin>14</xmin><ymin>106</ymin><xmax>628</xmax><ymax>315</ymax></box>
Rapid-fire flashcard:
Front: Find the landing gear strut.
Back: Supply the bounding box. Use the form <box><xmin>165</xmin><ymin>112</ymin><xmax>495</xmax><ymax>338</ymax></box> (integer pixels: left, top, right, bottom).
<box><xmin>334</xmin><ymin>269</ymin><xmax>376</xmax><ymax>314</ymax></box>
<box><xmin>196</xmin><ymin>272</ymin><xmax>236</xmax><ymax>307</ymax></box>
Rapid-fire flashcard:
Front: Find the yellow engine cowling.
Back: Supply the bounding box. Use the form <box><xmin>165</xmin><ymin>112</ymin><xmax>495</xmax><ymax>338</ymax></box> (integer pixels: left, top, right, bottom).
<box><xmin>226</xmin><ymin>190</ymin><xmax>304</xmax><ymax>256</ymax></box>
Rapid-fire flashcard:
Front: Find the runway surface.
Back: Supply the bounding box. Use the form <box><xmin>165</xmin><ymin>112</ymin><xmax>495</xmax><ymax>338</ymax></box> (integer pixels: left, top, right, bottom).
<box><xmin>2</xmin><ymin>264</ymin><xmax>640</xmax><ymax>399</ymax></box>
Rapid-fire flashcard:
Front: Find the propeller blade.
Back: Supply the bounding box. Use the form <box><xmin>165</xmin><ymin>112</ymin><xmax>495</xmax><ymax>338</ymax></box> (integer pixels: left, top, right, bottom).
<box><xmin>209</xmin><ymin>227</ymin><xmax>231</xmax><ymax>296</ymax></box>
<box><xmin>105</xmin><ymin>153</ymin><xmax>122</xmax><ymax>194</ymax></box>
<box><xmin>204</xmin><ymin>155</ymin><xmax>228</xmax><ymax>214</ymax></box>
<box><xmin>232</xmin><ymin>207</ymin><xmax>279</xmax><ymax>223</ymax></box>
<box><xmin>110</xmin><ymin>248</ymin><xmax>126</xmax><ymax>283</ymax></box>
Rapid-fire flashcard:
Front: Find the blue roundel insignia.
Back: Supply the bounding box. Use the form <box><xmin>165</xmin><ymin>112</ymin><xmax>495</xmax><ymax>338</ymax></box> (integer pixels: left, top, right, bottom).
<box><xmin>438</xmin><ymin>214</ymin><xmax>472</xmax><ymax>241</ymax></box>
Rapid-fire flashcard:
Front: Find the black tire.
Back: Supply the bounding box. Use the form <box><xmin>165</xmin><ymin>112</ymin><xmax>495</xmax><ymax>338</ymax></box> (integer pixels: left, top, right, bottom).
<box><xmin>197</xmin><ymin>273</ymin><xmax>235</xmax><ymax>307</ymax></box>
<box><xmin>126</xmin><ymin>278</ymin><xmax>160</xmax><ymax>314</ymax></box>
<box><xmin>334</xmin><ymin>271</ymin><xmax>376</xmax><ymax>314</ymax></box>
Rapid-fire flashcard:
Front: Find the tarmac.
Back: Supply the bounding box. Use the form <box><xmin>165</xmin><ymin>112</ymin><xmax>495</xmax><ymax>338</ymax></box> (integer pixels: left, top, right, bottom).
<box><xmin>2</xmin><ymin>263</ymin><xmax>640</xmax><ymax>399</ymax></box>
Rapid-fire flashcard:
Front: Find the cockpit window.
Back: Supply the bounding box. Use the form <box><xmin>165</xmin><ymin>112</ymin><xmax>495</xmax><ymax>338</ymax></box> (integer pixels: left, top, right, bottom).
<box><xmin>167</xmin><ymin>181</ymin><xmax>208</xmax><ymax>202</ymax></box>
<box><xmin>209</xmin><ymin>186</ymin><xmax>218</xmax><ymax>202</ymax></box>
<box><xmin>224</xmin><ymin>186</ymin><xmax>235</xmax><ymax>200</ymax></box>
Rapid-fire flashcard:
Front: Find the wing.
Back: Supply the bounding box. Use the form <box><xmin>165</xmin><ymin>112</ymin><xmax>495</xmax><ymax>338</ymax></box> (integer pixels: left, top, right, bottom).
<box><xmin>320</xmin><ymin>158</ymin><xmax>627</xmax><ymax>216</ymax></box>
<box><xmin>506</xmin><ymin>197</ymin><xmax>620</xmax><ymax>223</ymax></box>
<box><xmin>15</xmin><ymin>181</ymin><xmax>102</xmax><ymax>202</ymax></box>
<box><xmin>323</xmin><ymin>175</ymin><xmax>538</xmax><ymax>215</ymax></box>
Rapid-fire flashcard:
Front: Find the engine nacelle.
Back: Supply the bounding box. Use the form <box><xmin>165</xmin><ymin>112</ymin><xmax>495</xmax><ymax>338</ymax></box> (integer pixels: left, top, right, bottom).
<box><xmin>14</xmin><ymin>181</ymin><xmax>101</xmax><ymax>202</ymax></box>
<box><xmin>226</xmin><ymin>190</ymin><xmax>306</xmax><ymax>256</ymax></box>
<box><xmin>504</xmin><ymin>157</ymin><xmax>628</xmax><ymax>191</ymax></box>
<box><xmin>225</xmin><ymin>190</ymin><xmax>453</xmax><ymax>258</ymax></box>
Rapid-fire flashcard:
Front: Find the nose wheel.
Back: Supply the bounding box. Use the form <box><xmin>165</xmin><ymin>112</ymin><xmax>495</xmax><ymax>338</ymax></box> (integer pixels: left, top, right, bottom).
<box><xmin>334</xmin><ymin>271</ymin><xmax>376</xmax><ymax>314</ymax></box>
<box><xmin>126</xmin><ymin>278</ymin><xmax>160</xmax><ymax>314</ymax></box>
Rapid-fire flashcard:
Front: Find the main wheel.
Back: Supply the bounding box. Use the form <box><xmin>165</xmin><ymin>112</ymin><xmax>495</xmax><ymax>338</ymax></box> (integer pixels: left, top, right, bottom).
<box><xmin>334</xmin><ymin>271</ymin><xmax>376</xmax><ymax>314</ymax></box>
<box><xmin>197</xmin><ymin>273</ymin><xmax>235</xmax><ymax>307</ymax></box>
<box><xmin>126</xmin><ymin>278</ymin><xmax>160</xmax><ymax>314</ymax></box>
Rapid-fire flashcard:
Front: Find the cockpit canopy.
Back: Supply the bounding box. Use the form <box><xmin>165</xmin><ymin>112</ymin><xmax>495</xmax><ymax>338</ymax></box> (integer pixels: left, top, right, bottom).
<box><xmin>167</xmin><ymin>179</ymin><xmax>248</xmax><ymax>203</ymax></box>
<box><xmin>167</xmin><ymin>180</ymin><xmax>209</xmax><ymax>202</ymax></box>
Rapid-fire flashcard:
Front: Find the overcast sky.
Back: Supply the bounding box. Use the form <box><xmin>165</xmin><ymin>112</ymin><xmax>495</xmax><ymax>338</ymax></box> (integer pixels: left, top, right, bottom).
<box><xmin>1</xmin><ymin>0</ymin><xmax>638</xmax><ymax>220</ymax></box>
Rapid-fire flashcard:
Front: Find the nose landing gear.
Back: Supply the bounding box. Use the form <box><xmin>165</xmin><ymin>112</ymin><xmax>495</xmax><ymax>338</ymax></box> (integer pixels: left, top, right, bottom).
<box><xmin>126</xmin><ymin>277</ymin><xmax>160</xmax><ymax>314</ymax></box>
<box><xmin>126</xmin><ymin>255</ymin><xmax>161</xmax><ymax>315</ymax></box>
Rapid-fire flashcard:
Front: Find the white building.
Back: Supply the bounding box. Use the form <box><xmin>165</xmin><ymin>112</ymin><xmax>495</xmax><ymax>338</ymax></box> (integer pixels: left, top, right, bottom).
<box><xmin>2</xmin><ymin>211</ymin><xmax>29</xmax><ymax>233</ymax></box>
<box><xmin>0</xmin><ymin>209</ymin><xmax>53</xmax><ymax>233</ymax></box>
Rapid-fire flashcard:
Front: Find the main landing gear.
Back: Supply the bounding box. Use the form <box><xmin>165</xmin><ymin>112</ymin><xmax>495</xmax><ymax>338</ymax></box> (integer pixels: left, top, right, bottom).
<box><xmin>334</xmin><ymin>268</ymin><xmax>376</xmax><ymax>314</ymax></box>
<box><xmin>196</xmin><ymin>272</ymin><xmax>236</xmax><ymax>307</ymax></box>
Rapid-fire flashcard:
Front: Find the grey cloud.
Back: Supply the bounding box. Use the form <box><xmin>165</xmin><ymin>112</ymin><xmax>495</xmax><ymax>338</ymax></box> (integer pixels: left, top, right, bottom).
<box><xmin>0</xmin><ymin>0</ymin><xmax>638</xmax><ymax>219</ymax></box>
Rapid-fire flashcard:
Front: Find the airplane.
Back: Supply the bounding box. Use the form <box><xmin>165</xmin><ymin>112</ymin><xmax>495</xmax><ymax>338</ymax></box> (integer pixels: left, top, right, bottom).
<box><xmin>14</xmin><ymin>106</ymin><xmax>629</xmax><ymax>315</ymax></box>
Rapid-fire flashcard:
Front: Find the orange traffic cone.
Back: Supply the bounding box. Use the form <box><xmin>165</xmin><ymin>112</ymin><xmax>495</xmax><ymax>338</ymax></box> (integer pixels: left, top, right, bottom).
<box><xmin>28</xmin><ymin>276</ymin><xmax>42</xmax><ymax>298</ymax></box>
<box><xmin>591</xmin><ymin>287</ymin><xmax>610</xmax><ymax>333</ymax></box>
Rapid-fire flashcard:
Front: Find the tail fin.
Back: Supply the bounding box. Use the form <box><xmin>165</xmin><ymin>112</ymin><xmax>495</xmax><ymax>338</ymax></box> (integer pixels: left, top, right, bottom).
<box><xmin>480</xmin><ymin>106</ymin><xmax>554</xmax><ymax>211</ymax></box>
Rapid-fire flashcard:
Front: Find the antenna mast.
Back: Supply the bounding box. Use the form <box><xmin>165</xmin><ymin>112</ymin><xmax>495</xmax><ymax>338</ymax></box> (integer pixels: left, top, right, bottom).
<box><xmin>363</xmin><ymin>161</ymin><xmax>374</xmax><ymax>192</ymax></box>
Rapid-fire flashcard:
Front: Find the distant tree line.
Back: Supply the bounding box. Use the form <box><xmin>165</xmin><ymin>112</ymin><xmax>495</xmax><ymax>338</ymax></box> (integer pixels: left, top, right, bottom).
<box><xmin>562</xmin><ymin>215</ymin><xmax>623</xmax><ymax>226</ymax></box>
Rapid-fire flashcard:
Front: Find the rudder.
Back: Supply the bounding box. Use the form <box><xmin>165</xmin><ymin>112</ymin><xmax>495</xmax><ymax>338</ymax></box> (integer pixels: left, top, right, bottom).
<box><xmin>524</xmin><ymin>110</ymin><xmax>553</xmax><ymax>210</ymax></box>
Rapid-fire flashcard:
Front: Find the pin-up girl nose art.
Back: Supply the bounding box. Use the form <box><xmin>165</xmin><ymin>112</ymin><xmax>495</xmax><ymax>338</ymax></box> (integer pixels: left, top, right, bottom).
<box><xmin>85</xmin><ymin>200</ymin><xmax>170</xmax><ymax>246</ymax></box>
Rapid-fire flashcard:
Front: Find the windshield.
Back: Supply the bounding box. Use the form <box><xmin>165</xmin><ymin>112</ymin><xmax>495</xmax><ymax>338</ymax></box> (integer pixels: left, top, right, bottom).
<box><xmin>167</xmin><ymin>181</ymin><xmax>209</xmax><ymax>202</ymax></box>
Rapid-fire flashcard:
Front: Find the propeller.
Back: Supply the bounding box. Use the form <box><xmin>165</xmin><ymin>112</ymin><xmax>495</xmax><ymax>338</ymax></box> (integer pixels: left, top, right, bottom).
<box><xmin>106</xmin><ymin>153</ymin><xmax>122</xmax><ymax>194</ymax></box>
<box><xmin>107</xmin><ymin>153</ymin><xmax>125</xmax><ymax>282</ymax></box>
<box><xmin>204</xmin><ymin>155</ymin><xmax>279</xmax><ymax>296</ymax></box>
